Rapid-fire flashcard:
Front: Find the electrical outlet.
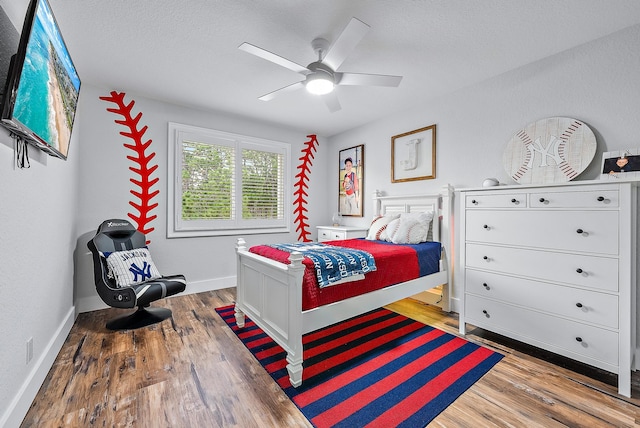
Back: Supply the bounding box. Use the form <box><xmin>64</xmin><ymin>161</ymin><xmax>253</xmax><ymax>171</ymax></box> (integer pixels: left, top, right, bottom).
<box><xmin>26</xmin><ymin>338</ymin><xmax>33</xmax><ymax>365</ymax></box>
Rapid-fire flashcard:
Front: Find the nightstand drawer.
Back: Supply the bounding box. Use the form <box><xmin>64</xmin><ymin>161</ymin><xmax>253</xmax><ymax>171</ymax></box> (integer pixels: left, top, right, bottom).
<box><xmin>319</xmin><ymin>229</ymin><xmax>346</xmax><ymax>241</ymax></box>
<box><xmin>317</xmin><ymin>226</ymin><xmax>368</xmax><ymax>242</ymax></box>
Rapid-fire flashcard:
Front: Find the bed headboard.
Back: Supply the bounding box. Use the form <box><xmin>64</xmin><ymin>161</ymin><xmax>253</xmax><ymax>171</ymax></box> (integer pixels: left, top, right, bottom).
<box><xmin>372</xmin><ymin>184</ymin><xmax>453</xmax><ymax>244</ymax></box>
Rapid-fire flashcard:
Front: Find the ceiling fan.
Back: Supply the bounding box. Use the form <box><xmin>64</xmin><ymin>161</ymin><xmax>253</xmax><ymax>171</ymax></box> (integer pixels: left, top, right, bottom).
<box><xmin>238</xmin><ymin>17</ymin><xmax>403</xmax><ymax>112</ymax></box>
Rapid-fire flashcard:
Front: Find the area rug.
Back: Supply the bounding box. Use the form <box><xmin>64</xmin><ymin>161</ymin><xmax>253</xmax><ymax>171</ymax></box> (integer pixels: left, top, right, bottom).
<box><xmin>216</xmin><ymin>305</ymin><xmax>503</xmax><ymax>427</ymax></box>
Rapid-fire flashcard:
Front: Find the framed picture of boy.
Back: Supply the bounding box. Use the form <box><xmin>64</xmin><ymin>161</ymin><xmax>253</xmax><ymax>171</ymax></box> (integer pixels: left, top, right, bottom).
<box><xmin>338</xmin><ymin>145</ymin><xmax>364</xmax><ymax>217</ymax></box>
<box><xmin>601</xmin><ymin>150</ymin><xmax>640</xmax><ymax>181</ymax></box>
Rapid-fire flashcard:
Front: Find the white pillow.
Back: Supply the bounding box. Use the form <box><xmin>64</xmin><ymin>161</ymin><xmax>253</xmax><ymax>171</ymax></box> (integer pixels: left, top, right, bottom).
<box><xmin>387</xmin><ymin>211</ymin><xmax>434</xmax><ymax>244</ymax></box>
<box><xmin>366</xmin><ymin>214</ymin><xmax>400</xmax><ymax>241</ymax></box>
<box><xmin>104</xmin><ymin>248</ymin><xmax>162</xmax><ymax>288</ymax></box>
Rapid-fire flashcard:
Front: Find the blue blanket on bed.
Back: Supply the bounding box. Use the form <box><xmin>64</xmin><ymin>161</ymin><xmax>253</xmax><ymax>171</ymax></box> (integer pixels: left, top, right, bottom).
<box><xmin>269</xmin><ymin>242</ymin><xmax>377</xmax><ymax>288</ymax></box>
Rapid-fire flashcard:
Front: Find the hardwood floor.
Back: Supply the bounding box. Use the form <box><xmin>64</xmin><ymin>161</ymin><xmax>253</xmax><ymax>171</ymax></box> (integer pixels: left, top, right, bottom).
<box><xmin>21</xmin><ymin>289</ymin><xmax>640</xmax><ymax>427</ymax></box>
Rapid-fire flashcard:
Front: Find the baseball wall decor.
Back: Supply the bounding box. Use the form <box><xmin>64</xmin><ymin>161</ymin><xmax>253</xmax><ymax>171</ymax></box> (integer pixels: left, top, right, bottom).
<box><xmin>100</xmin><ymin>91</ymin><xmax>159</xmax><ymax>244</ymax></box>
<box><xmin>503</xmin><ymin>117</ymin><xmax>596</xmax><ymax>184</ymax></box>
<box><xmin>293</xmin><ymin>134</ymin><xmax>319</xmax><ymax>242</ymax></box>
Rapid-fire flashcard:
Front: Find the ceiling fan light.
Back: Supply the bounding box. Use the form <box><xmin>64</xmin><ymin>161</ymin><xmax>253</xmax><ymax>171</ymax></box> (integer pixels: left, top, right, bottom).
<box><xmin>305</xmin><ymin>73</ymin><xmax>334</xmax><ymax>95</ymax></box>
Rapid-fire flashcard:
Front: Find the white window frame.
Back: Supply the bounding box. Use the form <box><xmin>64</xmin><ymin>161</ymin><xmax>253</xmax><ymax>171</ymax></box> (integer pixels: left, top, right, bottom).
<box><xmin>168</xmin><ymin>122</ymin><xmax>291</xmax><ymax>238</ymax></box>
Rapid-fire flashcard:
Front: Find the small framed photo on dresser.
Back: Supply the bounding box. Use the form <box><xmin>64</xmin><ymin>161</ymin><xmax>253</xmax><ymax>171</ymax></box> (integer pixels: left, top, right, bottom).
<box><xmin>601</xmin><ymin>149</ymin><xmax>640</xmax><ymax>180</ymax></box>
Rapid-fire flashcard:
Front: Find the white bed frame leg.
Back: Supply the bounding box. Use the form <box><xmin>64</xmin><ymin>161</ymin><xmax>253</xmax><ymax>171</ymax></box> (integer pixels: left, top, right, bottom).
<box><xmin>286</xmin><ymin>354</ymin><xmax>303</xmax><ymax>387</ymax></box>
<box><xmin>234</xmin><ymin>307</ymin><xmax>245</xmax><ymax>328</ymax></box>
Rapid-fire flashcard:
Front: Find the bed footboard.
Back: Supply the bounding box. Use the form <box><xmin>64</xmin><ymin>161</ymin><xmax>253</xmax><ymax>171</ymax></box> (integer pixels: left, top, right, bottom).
<box><xmin>234</xmin><ymin>238</ymin><xmax>306</xmax><ymax>387</ymax></box>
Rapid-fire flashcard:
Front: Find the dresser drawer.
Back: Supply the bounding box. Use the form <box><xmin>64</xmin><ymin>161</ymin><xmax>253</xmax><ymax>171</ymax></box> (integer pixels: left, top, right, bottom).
<box><xmin>465</xmin><ymin>193</ymin><xmax>526</xmax><ymax>208</ymax></box>
<box><xmin>465</xmin><ymin>243</ymin><xmax>619</xmax><ymax>292</ymax></box>
<box><xmin>465</xmin><ymin>295</ymin><xmax>619</xmax><ymax>368</ymax></box>
<box><xmin>530</xmin><ymin>189</ymin><xmax>619</xmax><ymax>209</ymax></box>
<box><xmin>465</xmin><ymin>270</ymin><xmax>618</xmax><ymax>328</ymax></box>
<box><xmin>466</xmin><ymin>210</ymin><xmax>618</xmax><ymax>255</ymax></box>
<box><xmin>318</xmin><ymin>229</ymin><xmax>346</xmax><ymax>241</ymax></box>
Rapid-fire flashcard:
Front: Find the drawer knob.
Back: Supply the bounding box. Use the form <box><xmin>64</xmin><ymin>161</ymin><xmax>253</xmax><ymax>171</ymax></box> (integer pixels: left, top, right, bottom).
<box><xmin>597</xmin><ymin>196</ymin><xmax>605</xmax><ymax>202</ymax></box>
<box><xmin>483</xmin><ymin>224</ymin><xmax>489</xmax><ymax>229</ymax></box>
<box><xmin>483</xmin><ymin>256</ymin><xmax>489</xmax><ymax>261</ymax></box>
<box><xmin>482</xmin><ymin>309</ymin><xmax>490</xmax><ymax>318</ymax></box>
<box><xmin>483</xmin><ymin>283</ymin><xmax>490</xmax><ymax>290</ymax></box>
<box><xmin>576</xmin><ymin>302</ymin><xmax>583</xmax><ymax>308</ymax></box>
<box><xmin>471</xmin><ymin>199</ymin><xmax>478</xmax><ymax>205</ymax></box>
<box><xmin>575</xmin><ymin>337</ymin><xmax>583</xmax><ymax>343</ymax></box>
<box><xmin>539</xmin><ymin>197</ymin><xmax>547</xmax><ymax>203</ymax></box>
<box><xmin>576</xmin><ymin>228</ymin><xmax>584</xmax><ymax>234</ymax></box>
<box><xmin>510</xmin><ymin>198</ymin><xmax>519</xmax><ymax>205</ymax></box>
<box><xmin>576</xmin><ymin>268</ymin><xmax>583</xmax><ymax>274</ymax></box>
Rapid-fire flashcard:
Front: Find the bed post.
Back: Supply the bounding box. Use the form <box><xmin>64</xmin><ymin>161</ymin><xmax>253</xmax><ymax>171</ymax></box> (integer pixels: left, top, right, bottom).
<box><xmin>234</xmin><ymin>238</ymin><xmax>247</xmax><ymax>328</ymax></box>
<box><xmin>373</xmin><ymin>189</ymin><xmax>382</xmax><ymax>216</ymax></box>
<box><xmin>440</xmin><ymin>184</ymin><xmax>454</xmax><ymax>312</ymax></box>
<box><xmin>286</xmin><ymin>251</ymin><xmax>305</xmax><ymax>387</ymax></box>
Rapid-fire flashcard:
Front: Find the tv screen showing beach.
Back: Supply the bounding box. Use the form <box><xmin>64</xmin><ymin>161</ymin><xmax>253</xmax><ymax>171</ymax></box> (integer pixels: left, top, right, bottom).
<box><xmin>13</xmin><ymin>0</ymin><xmax>80</xmax><ymax>159</ymax></box>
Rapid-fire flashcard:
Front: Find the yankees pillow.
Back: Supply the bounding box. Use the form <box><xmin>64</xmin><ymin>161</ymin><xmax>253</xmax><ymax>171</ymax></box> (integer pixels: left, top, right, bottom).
<box><xmin>104</xmin><ymin>248</ymin><xmax>162</xmax><ymax>287</ymax></box>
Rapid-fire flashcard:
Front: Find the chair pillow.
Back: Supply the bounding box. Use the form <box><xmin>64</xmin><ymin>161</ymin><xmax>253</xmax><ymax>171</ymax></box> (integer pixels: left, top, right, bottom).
<box><xmin>366</xmin><ymin>214</ymin><xmax>400</xmax><ymax>241</ymax></box>
<box><xmin>103</xmin><ymin>248</ymin><xmax>162</xmax><ymax>288</ymax></box>
<box><xmin>387</xmin><ymin>211</ymin><xmax>434</xmax><ymax>244</ymax></box>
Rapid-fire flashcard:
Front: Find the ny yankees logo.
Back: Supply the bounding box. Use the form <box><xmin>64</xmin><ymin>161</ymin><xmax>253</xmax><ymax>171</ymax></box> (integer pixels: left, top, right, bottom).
<box><xmin>129</xmin><ymin>261</ymin><xmax>153</xmax><ymax>282</ymax></box>
<box><xmin>525</xmin><ymin>135</ymin><xmax>564</xmax><ymax>168</ymax></box>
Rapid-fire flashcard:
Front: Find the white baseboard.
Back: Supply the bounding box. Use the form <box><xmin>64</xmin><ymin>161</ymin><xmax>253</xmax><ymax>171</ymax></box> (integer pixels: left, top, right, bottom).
<box><xmin>0</xmin><ymin>306</ymin><xmax>75</xmax><ymax>428</ymax></box>
<box><xmin>75</xmin><ymin>275</ymin><xmax>236</xmax><ymax>314</ymax></box>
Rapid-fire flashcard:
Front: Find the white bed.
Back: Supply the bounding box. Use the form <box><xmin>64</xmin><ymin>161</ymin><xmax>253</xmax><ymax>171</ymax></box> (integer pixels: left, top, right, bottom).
<box><xmin>233</xmin><ymin>185</ymin><xmax>453</xmax><ymax>387</ymax></box>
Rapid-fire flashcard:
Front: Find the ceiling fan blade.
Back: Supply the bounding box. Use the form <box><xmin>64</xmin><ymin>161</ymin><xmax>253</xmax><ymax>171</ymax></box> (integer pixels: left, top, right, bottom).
<box><xmin>258</xmin><ymin>81</ymin><xmax>305</xmax><ymax>101</ymax></box>
<box><xmin>322</xmin><ymin>17</ymin><xmax>370</xmax><ymax>71</ymax></box>
<box><xmin>338</xmin><ymin>72</ymin><xmax>403</xmax><ymax>87</ymax></box>
<box><xmin>321</xmin><ymin>91</ymin><xmax>341</xmax><ymax>112</ymax></box>
<box><xmin>239</xmin><ymin>42</ymin><xmax>310</xmax><ymax>75</ymax></box>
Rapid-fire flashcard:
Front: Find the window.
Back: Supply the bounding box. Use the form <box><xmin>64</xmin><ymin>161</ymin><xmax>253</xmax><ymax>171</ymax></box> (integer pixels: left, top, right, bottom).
<box><xmin>168</xmin><ymin>123</ymin><xmax>290</xmax><ymax>237</ymax></box>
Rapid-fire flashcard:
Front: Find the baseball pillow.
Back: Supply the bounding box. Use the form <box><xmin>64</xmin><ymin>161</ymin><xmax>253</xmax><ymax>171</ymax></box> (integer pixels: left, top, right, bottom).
<box><xmin>103</xmin><ymin>248</ymin><xmax>162</xmax><ymax>288</ymax></box>
<box><xmin>366</xmin><ymin>214</ymin><xmax>400</xmax><ymax>241</ymax></box>
<box><xmin>387</xmin><ymin>211</ymin><xmax>434</xmax><ymax>244</ymax></box>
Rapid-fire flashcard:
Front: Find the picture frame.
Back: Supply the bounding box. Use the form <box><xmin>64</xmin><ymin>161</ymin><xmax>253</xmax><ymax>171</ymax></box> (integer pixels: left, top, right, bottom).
<box><xmin>600</xmin><ymin>149</ymin><xmax>640</xmax><ymax>180</ymax></box>
<box><xmin>391</xmin><ymin>124</ymin><xmax>436</xmax><ymax>183</ymax></box>
<box><xmin>338</xmin><ymin>144</ymin><xmax>364</xmax><ymax>217</ymax></box>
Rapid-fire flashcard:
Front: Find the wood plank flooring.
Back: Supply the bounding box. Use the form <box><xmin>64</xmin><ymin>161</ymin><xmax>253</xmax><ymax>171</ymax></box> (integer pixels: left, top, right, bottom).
<box><xmin>21</xmin><ymin>289</ymin><xmax>640</xmax><ymax>427</ymax></box>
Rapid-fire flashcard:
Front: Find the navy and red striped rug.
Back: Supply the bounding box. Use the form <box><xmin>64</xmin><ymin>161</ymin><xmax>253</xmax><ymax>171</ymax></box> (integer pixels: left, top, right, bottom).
<box><xmin>216</xmin><ymin>305</ymin><xmax>502</xmax><ymax>427</ymax></box>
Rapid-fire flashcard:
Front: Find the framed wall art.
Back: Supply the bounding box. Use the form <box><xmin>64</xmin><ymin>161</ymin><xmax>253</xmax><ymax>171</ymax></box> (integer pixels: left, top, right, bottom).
<box><xmin>338</xmin><ymin>144</ymin><xmax>364</xmax><ymax>217</ymax></box>
<box><xmin>391</xmin><ymin>124</ymin><xmax>436</xmax><ymax>183</ymax></box>
<box><xmin>601</xmin><ymin>149</ymin><xmax>640</xmax><ymax>180</ymax></box>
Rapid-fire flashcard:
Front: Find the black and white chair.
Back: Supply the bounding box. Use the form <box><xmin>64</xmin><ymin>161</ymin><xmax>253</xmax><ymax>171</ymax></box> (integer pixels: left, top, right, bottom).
<box><xmin>87</xmin><ymin>219</ymin><xmax>186</xmax><ymax>330</ymax></box>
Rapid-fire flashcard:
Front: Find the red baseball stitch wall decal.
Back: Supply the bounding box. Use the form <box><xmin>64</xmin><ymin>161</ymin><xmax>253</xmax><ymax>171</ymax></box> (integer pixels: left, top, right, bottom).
<box><xmin>293</xmin><ymin>134</ymin><xmax>319</xmax><ymax>242</ymax></box>
<box><xmin>99</xmin><ymin>91</ymin><xmax>159</xmax><ymax>244</ymax></box>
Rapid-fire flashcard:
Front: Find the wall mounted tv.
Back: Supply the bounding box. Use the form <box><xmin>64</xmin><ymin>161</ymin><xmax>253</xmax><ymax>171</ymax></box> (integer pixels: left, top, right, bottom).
<box><xmin>1</xmin><ymin>0</ymin><xmax>80</xmax><ymax>160</ymax></box>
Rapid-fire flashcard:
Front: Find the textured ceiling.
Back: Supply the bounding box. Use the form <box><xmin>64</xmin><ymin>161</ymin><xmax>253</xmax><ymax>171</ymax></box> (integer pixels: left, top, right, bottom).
<box><xmin>3</xmin><ymin>0</ymin><xmax>640</xmax><ymax>136</ymax></box>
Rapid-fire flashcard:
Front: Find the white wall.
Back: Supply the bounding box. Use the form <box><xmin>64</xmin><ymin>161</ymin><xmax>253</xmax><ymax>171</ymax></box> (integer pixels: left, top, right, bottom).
<box><xmin>329</xmin><ymin>23</ymin><xmax>640</xmax><ymax>304</ymax></box>
<box><xmin>0</xmin><ymin>90</ymin><xmax>80</xmax><ymax>427</ymax></box>
<box><xmin>73</xmin><ymin>84</ymin><xmax>332</xmax><ymax>312</ymax></box>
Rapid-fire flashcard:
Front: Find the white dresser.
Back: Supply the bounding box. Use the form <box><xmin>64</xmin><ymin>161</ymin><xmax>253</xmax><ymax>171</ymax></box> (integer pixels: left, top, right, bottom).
<box><xmin>458</xmin><ymin>180</ymin><xmax>637</xmax><ymax>397</ymax></box>
<box><xmin>316</xmin><ymin>225</ymin><xmax>368</xmax><ymax>242</ymax></box>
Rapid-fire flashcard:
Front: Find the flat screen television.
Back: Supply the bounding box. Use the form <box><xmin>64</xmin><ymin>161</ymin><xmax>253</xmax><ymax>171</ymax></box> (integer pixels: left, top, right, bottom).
<box><xmin>1</xmin><ymin>0</ymin><xmax>80</xmax><ymax>160</ymax></box>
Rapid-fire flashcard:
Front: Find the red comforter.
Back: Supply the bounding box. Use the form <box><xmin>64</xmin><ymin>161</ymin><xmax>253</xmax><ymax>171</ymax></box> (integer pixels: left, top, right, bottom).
<box><xmin>249</xmin><ymin>239</ymin><xmax>425</xmax><ymax>311</ymax></box>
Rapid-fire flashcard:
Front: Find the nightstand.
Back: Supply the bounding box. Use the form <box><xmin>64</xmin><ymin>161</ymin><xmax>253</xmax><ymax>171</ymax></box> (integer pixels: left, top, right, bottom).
<box><xmin>316</xmin><ymin>225</ymin><xmax>368</xmax><ymax>242</ymax></box>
